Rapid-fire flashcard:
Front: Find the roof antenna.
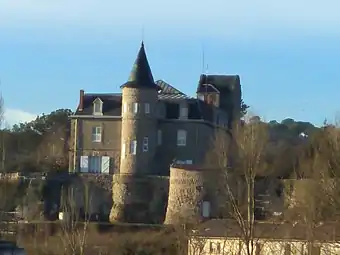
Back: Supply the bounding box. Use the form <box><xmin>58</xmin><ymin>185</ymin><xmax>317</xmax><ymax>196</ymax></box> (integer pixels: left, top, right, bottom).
<box><xmin>202</xmin><ymin>43</ymin><xmax>205</xmax><ymax>74</ymax></box>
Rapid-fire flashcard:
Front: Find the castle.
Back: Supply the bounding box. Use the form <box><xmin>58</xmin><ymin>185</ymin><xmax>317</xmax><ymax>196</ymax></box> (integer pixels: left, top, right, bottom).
<box><xmin>68</xmin><ymin>42</ymin><xmax>242</xmax><ymax>224</ymax></box>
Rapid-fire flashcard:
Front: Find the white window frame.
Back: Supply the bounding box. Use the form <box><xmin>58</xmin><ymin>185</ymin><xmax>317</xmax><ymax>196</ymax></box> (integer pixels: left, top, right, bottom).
<box><xmin>123</xmin><ymin>103</ymin><xmax>127</xmax><ymax>114</ymax></box>
<box><xmin>93</xmin><ymin>98</ymin><xmax>103</xmax><ymax>115</ymax></box>
<box><xmin>143</xmin><ymin>137</ymin><xmax>149</xmax><ymax>152</ymax></box>
<box><xmin>92</xmin><ymin>126</ymin><xmax>102</xmax><ymax>142</ymax></box>
<box><xmin>122</xmin><ymin>143</ymin><xmax>126</xmax><ymax>159</ymax></box>
<box><xmin>177</xmin><ymin>129</ymin><xmax>187</xmax><ymax>146</ymax></box>
<box><xmin>157</xmin><ymin>130</ymin><xmax>162</xmax><ymax>145</ymax></box>
<box><xmin>133</xmin><ymin>103</ymin><xmax>138</xmax><ymax>114</ymax></box>
<box><xmin>130</xmin><ymin>140</ymin><xmax>137</xmax><ymax>155</ymax></box>
<box><xmin>145</xmin><ymin>103</ymin><xmax>150</xmax><ymax>114</ymax></box>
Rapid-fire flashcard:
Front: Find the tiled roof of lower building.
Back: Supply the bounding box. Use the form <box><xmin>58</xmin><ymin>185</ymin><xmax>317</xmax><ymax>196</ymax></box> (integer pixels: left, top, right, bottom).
<box><xmin>192</xmin><ymin>219</ymin><xmax>340</xmax><ymax>241</ymax></box>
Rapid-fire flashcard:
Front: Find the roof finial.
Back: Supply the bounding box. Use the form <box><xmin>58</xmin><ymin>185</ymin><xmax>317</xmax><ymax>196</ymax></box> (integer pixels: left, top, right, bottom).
<box><xmin>141</xmin><ymin>25</ymin><xmax>145</xmax><ymax>46</ymax></box>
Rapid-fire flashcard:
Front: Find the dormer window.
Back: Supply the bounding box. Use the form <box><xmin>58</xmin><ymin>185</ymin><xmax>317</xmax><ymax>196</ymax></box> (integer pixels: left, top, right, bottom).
<box><xmin>93</xmin><ymin>98</ymin><xmax>103</xmax><ymax>115</ymax></box>
<box><xmin>179</xmin><ymin>104</ymin><xmax>188</xmax><ymax>119</ymax></box>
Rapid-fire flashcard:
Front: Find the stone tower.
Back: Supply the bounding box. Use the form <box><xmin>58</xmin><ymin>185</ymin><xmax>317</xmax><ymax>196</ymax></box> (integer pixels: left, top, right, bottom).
<box><xmin>110</xmin><ymin>42</ymin><xmax>160</xmax><ymax>223</ymax></box>
<box><xmin>119</xmin><ymin>41</ymin><xmax>159</xmax><ymax>175</ymax></box>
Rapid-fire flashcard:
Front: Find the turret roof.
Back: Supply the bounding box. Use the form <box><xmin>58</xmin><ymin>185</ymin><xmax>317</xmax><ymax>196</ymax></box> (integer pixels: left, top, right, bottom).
<box><xmin>120</xmin><ymin>42</ymin><xmax>159</xmax><ymax>90</ymax></box>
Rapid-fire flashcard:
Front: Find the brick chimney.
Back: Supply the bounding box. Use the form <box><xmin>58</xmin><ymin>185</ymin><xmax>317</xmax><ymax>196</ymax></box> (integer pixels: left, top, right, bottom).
<box><xmin>79</xmin><ymin>89</ymin><xmax>84</xmax><ymax>111</ymax></box>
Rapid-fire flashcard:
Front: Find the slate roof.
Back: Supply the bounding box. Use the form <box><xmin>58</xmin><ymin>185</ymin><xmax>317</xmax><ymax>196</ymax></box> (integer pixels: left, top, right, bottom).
<box><xmin>74</xmin><ymin>79</ymin><xmax>224</xmax><ymax>124</ymax></box>
<box><xmin>75</xmin><ymin>93</ymin><xmax>122</xmax><ymax>116</ymax></box>
<box><xmin>197</xmin><ymin>74</ymin><xmax>240</xmax><ymax>93</ymax></box>
<box><xmin>120</xmin><ymin>42</ymin><xmax>160</xmax><ymax>90</ymax></box>
<box><xmin>192</xmin><ymin>219</ymin><xmax>340</xmax><ymax>241</ymax></box>
<box><xmin>156</xmin><ymin>80</ymin><xmax>191</xmax><ymax>100</ymax></box>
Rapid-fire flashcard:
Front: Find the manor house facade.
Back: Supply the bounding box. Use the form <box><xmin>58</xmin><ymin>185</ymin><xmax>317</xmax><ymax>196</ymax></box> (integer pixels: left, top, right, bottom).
<box><xmin>68</xmin><ymin>42</ymin><xmax>241</xmax><ymax>176</ymax></box>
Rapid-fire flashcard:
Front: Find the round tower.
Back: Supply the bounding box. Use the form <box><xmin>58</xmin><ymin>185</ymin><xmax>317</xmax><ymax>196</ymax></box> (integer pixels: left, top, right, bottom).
<box><xmin>164</xmin><ymin>166</ymin><xmax>229</xmax><ymax>225</ymax></box>
<box><xmin>119</xmin><ymin>42</ymin><xmax>159</xmax><ymax>175</ymax></box>
<box><xmin>110</xmin><ymin>42</ymin><xmax>160</xmax><ymax>223</ymax></box>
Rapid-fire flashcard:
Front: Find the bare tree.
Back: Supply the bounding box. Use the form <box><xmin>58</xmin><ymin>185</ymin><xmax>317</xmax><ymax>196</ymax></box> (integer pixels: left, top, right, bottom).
<box><xmin>205</xmin><ymin>114</ymin><xmax>270</xmax><ymax>255</ymax></box>
<box><xmin>59</xmin><ymin>183</ymin><xmax>92</xmax><ymax>255</ymax></box>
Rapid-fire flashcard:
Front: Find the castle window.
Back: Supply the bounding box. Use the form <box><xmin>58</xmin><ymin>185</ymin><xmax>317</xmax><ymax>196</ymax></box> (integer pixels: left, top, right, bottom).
<box><xmin>197</xmin><ymin>94</ymin><xmax>204</xmax><ymax>101</ymax></box>
<box><xmin>209</xmin><ymin>242</ymin><xmax>213</xmax><ymax>253</ymax></box>
<box><xmin>216</xmin><ymin>242</ymin><xmax>221</xmax><ymax>253</ymax></box>
<box><xmin>93</xmin><ymin>98</ymin><xmax>103</xmax><ymax>115</ymax></box>
<box><xmin>122</xmin><ymin>103</ymin><xmax>127</xmax><ymax>114</ymax></box>
<box><xmin>143</xmin><ymin>137</ymin><xmax>149</xmax><ymax>152</ymax></box>
<box><xmin>165</xmin><ymin>103</ymin><xmax>179</xmax><ymax>119</ymax></box>
<box><xmin>202</xmin><ymin>201</ymin><xmax>211</xmax><ymax>218</ymax></box>
<box><xmin>92</xmin><ymin>127</ymin><xmax>102</xmax><ymax>142</ymax></box>
<box><xmin>157</xmin><ymin>130</ymin><xmax>162</xmax><ymax>145</ymax></box>
<box><xmin>179</xmin><ymin>104</ymin><xmax>188</xmax><ymax>119</ymax></box>
<box><xmin>122</xmin><ymin>143</ymin><xmax>126</xmax><ymax>159</ymax></box>
<box><xmin>145</xmin><ymin>103</ymin><xmax>150</xmax><ymax>114</ymax></box>
<box><xmin>284</xmin><ymin>244</ymin><xmax>291</xmax><ymax>255</ymax></box>
<box><xmin>130</xmin><ymin>140</ymin><xmax>137</xmax><ymax>155</ymax></box>
<box><xmin>177</xmin><ymin>130</ymin><xmax>187</xmax><ymax>146</ymax></box>
<box><xmin>133</xmin><ymin>103</ymin><xmax>138</xmax><ymax>114</ymax></box>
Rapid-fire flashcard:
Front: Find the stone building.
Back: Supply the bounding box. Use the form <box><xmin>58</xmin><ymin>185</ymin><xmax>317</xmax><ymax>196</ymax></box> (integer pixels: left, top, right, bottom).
<box><xmin>68</xmin><ymin>42</ymin><xmax>242</xmax><ymax>223</ymax></box>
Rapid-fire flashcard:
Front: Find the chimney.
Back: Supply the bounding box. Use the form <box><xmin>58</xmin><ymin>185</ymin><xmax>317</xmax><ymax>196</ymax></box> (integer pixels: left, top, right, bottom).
<box><xmin>79</xmin><ymin>89</ymin><xmax>84</xmax><ymax>111</ymax></box>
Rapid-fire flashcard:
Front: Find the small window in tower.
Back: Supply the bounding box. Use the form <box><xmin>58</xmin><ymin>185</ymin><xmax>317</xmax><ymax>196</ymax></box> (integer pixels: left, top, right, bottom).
<box><xmin>133</xmin><ymin>103</ymin><xmax>138</xmax><ymax>114</ymax></box>
<box><xmin>157</xmin><ymin>130</ymin><xmax>162</xmax><ymax>145</ymax></box>
<box><xmin>130</xmin><ymin>140</ymin><xmax>137</xmax><ymax>155</ymax></box>
<box><xmin>145</xmin><ymin>103</ymin><xmax>150</xmax><ymax>114</ymax></box>
<box><xmin>122</xmin><ymin>103</ymin><xmax>127</xmax><ymax>114</ymax></box>
<box><xmin>122</xmin><ymin>143</ymin><xmax>126</xmax><ymax>159</ymax></box>
<box><xmin>177</xmin><ymin>129</ymin><xmax>187</xmax><ymax>146</ymax></box>
<box><xmin>143</xmin><ymin>137</ymin><xmax>149</xmax><ymax>152</ymax></box>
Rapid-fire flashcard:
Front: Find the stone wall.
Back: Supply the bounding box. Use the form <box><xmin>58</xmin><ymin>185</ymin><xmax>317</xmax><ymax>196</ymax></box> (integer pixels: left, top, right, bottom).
<box><xmin>110</xmin><ymin>174</ymin><xmax>169</xmax><ymax>224</ymax></box>
<box><xmin>164</xmin><ymin>166</ymin><xmax>229</xmax><ymax>225</ymax></box>
<box><xmin>65</xmin><ymin>174</ymin><xmax>113</xmax><ymax>220</ymax></box>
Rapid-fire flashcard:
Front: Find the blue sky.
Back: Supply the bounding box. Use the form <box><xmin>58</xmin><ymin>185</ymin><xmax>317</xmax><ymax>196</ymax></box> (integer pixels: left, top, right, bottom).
<box><xmin>0</xmin><ymin>0</ymin><xmax>339</xmax><ymax>126</ymax></box>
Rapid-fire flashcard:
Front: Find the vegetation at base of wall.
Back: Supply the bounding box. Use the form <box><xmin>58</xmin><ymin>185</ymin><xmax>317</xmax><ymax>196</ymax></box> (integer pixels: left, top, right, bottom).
<box><xmin>14</xmin><ymin>223</ymin><xmax>184</xmax><ymax>255</ymax></box>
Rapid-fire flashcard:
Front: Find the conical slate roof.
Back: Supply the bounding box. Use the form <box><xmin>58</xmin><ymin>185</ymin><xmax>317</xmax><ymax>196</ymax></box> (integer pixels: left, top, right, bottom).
<box><xmin>121</xmin><ymin>42</ymin><xmax>159</xmax><ymax>90</ymax></box>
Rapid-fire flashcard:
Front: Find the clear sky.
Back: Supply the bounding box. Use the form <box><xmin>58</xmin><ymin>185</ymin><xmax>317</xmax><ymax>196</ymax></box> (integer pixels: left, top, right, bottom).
<box><xmin>0</xmin><ymin>0</ymin><xmax>339</xmax><ymax>126</ymax></box>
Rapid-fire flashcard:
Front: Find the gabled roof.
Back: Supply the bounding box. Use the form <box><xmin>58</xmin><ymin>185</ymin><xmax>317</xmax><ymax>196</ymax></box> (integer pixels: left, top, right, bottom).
<box><xmin>120</xmin><ymin>42</ymin><xmax>159</xmax><ymax>90</ymax></box>
<box><xmin>75</xmin><ymin>93</ymin><xmax>122</xmax><ymax>116</ymax></box>
<box><xmin>196</xmin><ymin>74</ymin><xmax>240</xmax><ymax>93</ymax></box>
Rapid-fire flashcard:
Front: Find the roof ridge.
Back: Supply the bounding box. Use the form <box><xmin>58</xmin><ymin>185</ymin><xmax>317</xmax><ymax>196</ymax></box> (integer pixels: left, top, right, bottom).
<box><xmin>85</xmin><ymin>93</ymin><xmax>122</xmax><ymax>96</ymax></box>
